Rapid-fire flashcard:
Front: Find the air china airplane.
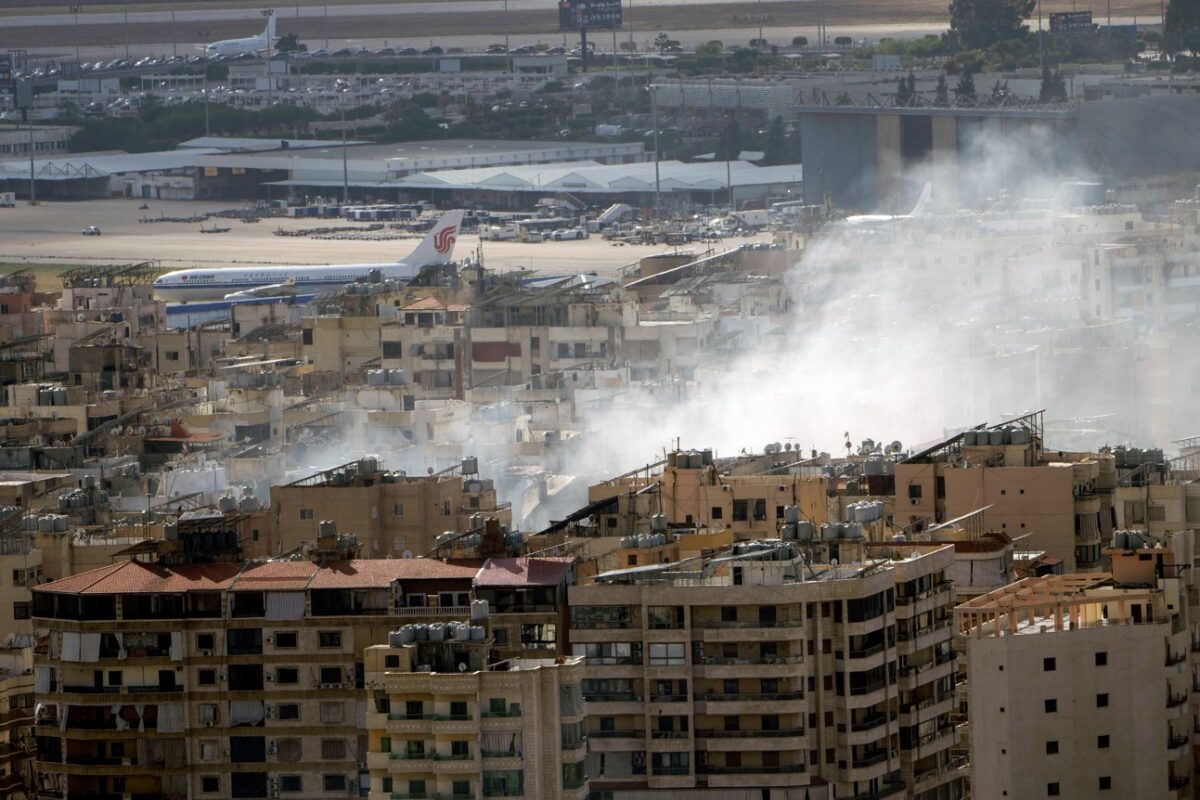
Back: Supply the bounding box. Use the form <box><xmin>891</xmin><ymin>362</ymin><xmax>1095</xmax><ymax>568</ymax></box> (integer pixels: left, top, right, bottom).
<box><xmin>153</xmin><ymin>210</ymin><xmax>464</xmax><ymax>303</ymax></box>
<box><xmin>202</xmin><ymin>14</ymin><xmax>275</xmax><ymax>59</ymax></box>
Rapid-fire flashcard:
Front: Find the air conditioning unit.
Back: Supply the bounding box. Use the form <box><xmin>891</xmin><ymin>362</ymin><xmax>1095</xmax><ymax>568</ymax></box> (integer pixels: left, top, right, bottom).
<box><xmin>319</xmin><ymin>682</ymin><xmax>339</xmax><ymax>690</ymax></box>
<box><xmin>204</xmin><ymin>721</ymin><xmax>214</xmax><ymax>728</ymax></box>
<box><xmin>356</xmin><ymin>761</ymin><xmax>366</xmax><ymax>770</ymax></box>
<box><xmin>268</xmin><ymin>742</ymin><xmax>278</xmax><ymax>754</ymax></box>
<box><xmin>265</xmin><ymin>674</ymin><xmax>274</xmax><ymax>682</ymax></box>
<box><xmin>201</xmin><ymin>650</ymin><xmax>213</xmax><ymax>657</ymax></box>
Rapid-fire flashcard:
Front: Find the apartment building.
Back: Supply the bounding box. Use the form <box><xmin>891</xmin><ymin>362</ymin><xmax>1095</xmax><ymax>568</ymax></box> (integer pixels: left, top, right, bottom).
<box><xmin>269</xmin><ymin>458</ymin><xmax>511</xmax><ymax>557</ymax></box>
<box><xmin>894</xmin><ymin>412</ymin><xmax>1116</xmax><ymax>573</ymax></box>
<box><xmin>568</xmin><ymin>538</ymin><xmax>962</xmax><ymax>799</ymax></box>
<box><xmin>379</xmin><ymin>297</ymin><xmax>469</xmax><ymax>401</ymax></box>
<box><xmin>584</xmin><ymin>450</ymin><xmax>828</xmax><ymax>538</ymax></box>
<box><xmin>956</xmin><ymin>531</ymin><xmax>1197</xmax><ymax>800</ymax></box>
<box><xmin>29</xmin><ymin>546</ymin><xmax>486</xmax><ymax>800</ymax></box>
<box><xmin>0</xmin><ymin>530</ymin><xmax>38</xmax><ymax>800</ymax></box>
<box><xmin>363</xmin><ymin>635</ymin><xmax>587</xmax><ymax>800</ymax></box>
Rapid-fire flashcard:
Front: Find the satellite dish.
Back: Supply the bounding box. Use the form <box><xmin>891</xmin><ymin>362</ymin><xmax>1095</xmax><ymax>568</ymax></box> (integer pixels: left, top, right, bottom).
<box><xmin>457</xmin><ymin>662</ymin><xmax>467</xmax><ymax>672</ymax></box>
<box><xmin>401</xmin><ymin>550</ymin><xmax>413</xmax><ymax>559</ymax></box>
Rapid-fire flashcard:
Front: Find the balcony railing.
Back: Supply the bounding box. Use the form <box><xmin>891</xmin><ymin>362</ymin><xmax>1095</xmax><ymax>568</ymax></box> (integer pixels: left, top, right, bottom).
<box><xmin>1168</xmin><ymin>694</ymin><xmax>1189</xmax><ymax>709</ymax></box>
<box><xmin>852</xmin><ymin>751</ymin><xmax>889</xmax><ymax>769</ymax></box>
<box><xmin>649</xmin><ymin>694</ymin><xmax>688</xmax><ymax>703</ymax></box>
<box><xmin>1170</xmin><ymin>775</ymin><xmax>1191</xmax><ymax>790</ymax></box>
<box><xmin>650</xmin><ymin>730</ymin><xmax>689</xmax><ymax>739</ymax></box>
<box><xmin>392</xmin><ymin>606</ymin><xmax>472</xmax><ymax>618</ymax></box>
<box><xmin>851</xmin><ymin>714</ymin><xmax>891</xmax><ymax>733</ymax></box>
<box><xmin>589</xmin><ymin>730</ymin><xmax>644</xmax><ymax>739</ymax></box>
<box><xmin>1167</xmin><ymin>651</ymin><xmax>1188</xmax><ymax>667</ymax></box>
<box><xmin>481</xmin><ymin>708</ymin><xmax>522</xmax><ymax>718</ymax></box>
<box><xmin>1169</xmin><ymin>733</ymin><xmax>1190</xmax><ymax>748</ymax></box>
<box><xmin>695</xmin><ymin>691</ymin><xmax>804</xmax><ymax>702</ymax></box>
<box><xmin>897</xmin><ymin>619</ymin><xmax>953</xmax><ymax>642</ymax></box>
<box><xmin>650</xmin><ymin>766</ymin><xmax>690</xmax><ymax>776</ymax></box>
<box><xmin>583</xmin><ymin>693</ymin><xmax>642</xmax><ymax>703</ymax></box>
<box><xmin>390</xmin><ymin>752</ymin><xmax>433</xmax><ymax>760</ymax></box>
<box><xmin>695</xmin><ymin>727</ymin><xmax>805</xmax><ymax>738</ymax></box>
<box><xmin>848</xmin><ymin>642</ymin><xmax>885</xmax><ymax>659</ymax></box>
<box><xmin>693</xmin><ymin>619</ymin><xmax>799</xmax><ymax>630</ymax></box>
<box><xmin>696</xmin><ymin>763</ymin><xmax>806</xmax><ymax>775</ymax></box>
<box><xmin>699</xmin><ymin>655</ymin><xmax>802</xmax><ymax>666</ymax></box>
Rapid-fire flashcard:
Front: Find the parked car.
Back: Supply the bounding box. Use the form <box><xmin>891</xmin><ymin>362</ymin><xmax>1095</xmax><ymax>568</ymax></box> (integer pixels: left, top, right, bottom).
<box><xmin>81</xmin><ymin>226</ymin><xmax>101</xmax><ymax>236</ymax></box>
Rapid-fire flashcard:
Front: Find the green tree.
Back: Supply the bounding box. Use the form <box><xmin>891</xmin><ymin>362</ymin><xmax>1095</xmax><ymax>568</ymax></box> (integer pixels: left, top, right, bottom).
<box><xmin>948</xmin><ymin>0</ymin><xmax>1036</xmax><ymax>49</ymax></box>
<box><xmin>655</xmin><ymin>33</ymin><xmax>671</xmax><ymax>53</ymax></box>
<box><xmin>763</xmin><ymin>116</ymin><xmax>787</xmax><ymax>165</ymax></box>
<box><xmin>954</xmin><ymin>69</ymin><xmax>976</xmax><ymax>100</ymax></box>
<box><xmin>1039</xmin><ymin>65</ymin><xmax>1068</xmax><ymax>101</ymax></box>
<box><xmin>276</xmin><ymin>33</ymin><xmax>307</xmax><ymax>53</ymax></box>
<box><xmin>935</xmin><ymin>73</ymin><xmax>949</xmax><ymax>104</ymax></box>
<box><xmin>1165</xmin><ymin>0</ymin><xmax>1200</xmax><ymax>53</ymax></box>
<box><xmin>696</xmin><ymin>41</ymin><xmax>724</xmax><ymax>56</ymax></box>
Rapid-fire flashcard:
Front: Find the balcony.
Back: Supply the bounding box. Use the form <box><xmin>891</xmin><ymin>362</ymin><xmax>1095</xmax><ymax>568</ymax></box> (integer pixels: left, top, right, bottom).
<box><xmin>390</xmin><ymin>752</ymin><xmax>434</xmax><ymax>761</ymax></box>
<box><xmin>648</xmin><ymin>694</ymin><xmax>688</xmax><ymax>703</ymax></box>
<box><xmin>1170</xmin><ymin>775</ymin><xmax>1191</xmax><ymax>790</ymax></box>
<box><xmin>649</xmin><ymin>766</ymin><xmax>690</xmax><ymax>776</ymax></box>
<box><xmin>583</xmin><ymin>693</ymin><xmax>642</xmax><ymax>703</ymax></box>
<box><xmin>694</xmin><ymin>691</ymin><xmax>804</xmax><ymax>702</ymax></box>
<box><xmin>696</xmin><ymin>763</ymin><xmax>806</xmax><ymax>775</ymax></box>
<box><xmin>480</xmin><ymin>708</ymin><xmax>522</xmax><ymax>718</ymax></box>
<box><xmin>650</xmin><ymin>730</ymin><xmax>690</xmax><ymax>740</ymax></box>
<box><xmin>695</xmin><ymin>728</ymin><xmax>805</xmax><ymax>739</ymax></box>
<box><xmin>392</xmin><ymin>606</ymin><xmax>472</xmax><ymax>619</ymax></box>
<box><xmin>1166</xmin><ymin>651</ymin><xmax>1188</xmax><ymax>667</ymax></box>
<box><xmin>589</xmin><ymin>730</ymin><xmax>644</xmax><ymax>739</ymax></box>
<box><xmin>853</xmin><ymin>751</ymin><xmax>889</xmax><ymax>769</ymax></box>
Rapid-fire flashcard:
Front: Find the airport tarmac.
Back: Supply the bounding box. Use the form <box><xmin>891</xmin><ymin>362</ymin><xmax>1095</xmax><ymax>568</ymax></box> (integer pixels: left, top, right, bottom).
<box><xmin>0</xmin><ymin>199</ymin><xmax>767</xmax><ymax>284</ymax></box>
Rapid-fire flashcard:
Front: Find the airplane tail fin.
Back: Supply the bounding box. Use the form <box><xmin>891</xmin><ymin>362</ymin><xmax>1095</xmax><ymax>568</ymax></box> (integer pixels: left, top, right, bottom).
<box><xmin>909</xmin><ymin>182</ymin><xmax>933</xmax><ymax>217</ymax></box>
<box><xmin>406</xmin><ymin>210</ymin><xmax>465</xmax><ymax>267</ymax></box>
<box><xmin>265</xmin><ymin>13</ymin><xmax>276</xmax><ymax>42</ymax></box>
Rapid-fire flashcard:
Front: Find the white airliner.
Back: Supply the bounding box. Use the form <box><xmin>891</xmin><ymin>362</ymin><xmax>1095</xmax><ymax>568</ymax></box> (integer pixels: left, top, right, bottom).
<box><xmin>844</xmin><ymin>182</ymin><xmax>933</xmax><ymax>226</ymax></box>
<box><xmin>201</xmin><ymin>14</ymin><xmax>276</xmax><ymax>59</ymax></box>
<box><xmin>153</xmin><ymin>210</ymin><xmax>464</xmax><ymax>303</ymax></box>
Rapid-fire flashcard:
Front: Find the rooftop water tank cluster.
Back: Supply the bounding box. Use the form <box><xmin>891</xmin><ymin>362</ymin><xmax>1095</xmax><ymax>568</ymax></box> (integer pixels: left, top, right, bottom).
<box><xmin>57</xmin><ymin>487</ymin><xmax>108</xmax><ymax>509</ymax></box>
<box><xmin>388</xmin><ymin>622</ymin><xmax>486</xmax><ymax>647</ymax></box>
<box><xmin>964</xmin><ymin>427</ymin><xmax>1031</xmax><ymax>446</ymax></box>
<box><xmin>366</xmin><ymin>369</ymin><xmax>407</xmax><ymax>386</ymax></box>
<box><xmin>23</xmin><ymin>514</ymin><xmax>69</xmax><ymax>533</ymax></box>
<box><xmin>820</xmin><ymin>522</ymin><xmax>865</xmax><ymax>541</ymax></box>
<box><xmin>846</xmin><ymin>501</ymin><xmax>883</xmax><ymax>523</ymax></box>
<box><xmin>1111</xmin><ymin>530</ymin><xmax>1156</xmax><ymax>550</ymax></box>
<box><xmin>620</xmin><ymin>533</ymin><xmax>668</xmax><ymax>548</ymax></box>
<box><xmin>1112</xmin><ymin>446</ymin><xmax>1165</xmax><ymax>468</ymax></box>
<box><xmin>37</xmin><ymin>386</ymin><xmax>69</xmax><ymax>406</ymax></box>
<box><xmin>732</xmin><ymin>541</ymin><xmax>796</xmax><ymax>559</ymax></box>
<box><xmin>668</xmin><ymin>449</ymin><xmax>714</xmax><ymax>469</ymax></box>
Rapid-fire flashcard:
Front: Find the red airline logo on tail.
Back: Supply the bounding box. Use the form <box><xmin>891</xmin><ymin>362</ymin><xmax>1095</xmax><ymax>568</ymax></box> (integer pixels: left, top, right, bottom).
<box><xmin>433</xmin><ymin>225</ymin><xmax>457</xmax><ymax>254</ymax></box>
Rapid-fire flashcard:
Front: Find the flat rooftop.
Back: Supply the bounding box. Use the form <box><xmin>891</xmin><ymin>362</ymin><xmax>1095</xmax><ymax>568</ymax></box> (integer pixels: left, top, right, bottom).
<box><xmin>210</xmin><ymin>138</ymin><xmax>644</xmax><ymax>164</ymax></box>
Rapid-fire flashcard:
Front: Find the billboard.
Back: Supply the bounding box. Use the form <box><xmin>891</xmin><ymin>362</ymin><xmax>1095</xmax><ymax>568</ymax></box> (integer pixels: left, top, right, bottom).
<box><xmin>559</xmin><ymin>0</ymin><xmax>622</xmax><ymax>31</ymax></box>
<box><xmin>1049</xmin><ymin>11</ymin><xmax>1093</xmax><ymax>32</ymax></box>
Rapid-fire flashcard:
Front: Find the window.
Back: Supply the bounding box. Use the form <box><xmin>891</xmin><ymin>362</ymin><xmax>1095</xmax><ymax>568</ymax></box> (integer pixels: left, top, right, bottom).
<box><xmin>299</xmin><ymin>508</ymin><xmax>314</xmax><ymax>521</ymax></box>
<box><xmin>1096</xmin><ymin>693</ymin><xmax>1109</xmax><ymax>708</ymax></box>
<box><xmin>451</xmin><ymin>740</ymin><xmax>469</xmax><ymax>756</ymax></box>
<box><xmin>12</xmin><ymin>603</ymin><xmax>29</xmax><ymax>620</ymax></box>
<box><xmin>1045</xmin><ymin>741</ymin><xmax>1058</xmax><ymax>754</ymax></box>
<box><xmin>274</xmin><ymin>632</ymin><xmax>298</xmax><ymax>649</ymax></box>
<box><xmin>908</xmin><ymin>484</ymin><xmax>922</xmax><ymax>500</ymax></box>
<box><xmin>201</xmin><ymin>776</ymin><xmax>220</xmax><ymax>793</ymax></box>
<box><xmin>277</xmin><ymin>738</ymin><xmax>302</xmax><ymax>762</ymax></box>
<box><xmin>1099</xmin><ymin>777</ymin><xmax>1111</xmax><ymax>791</ymax></box>
<box><xmin>196</xmin><ymin>633</ymin><xmax>215</xmax><ymax>651</ymax></box>
<box><xmin>392</xmin><ymin>503</ymin><xmax>405</xmax><ymax>517</ymax></box>
<box><xmin>1095</xmin><ymin>651</ymin><xmax>1107</xmax><ymax>666</ymax></box>
<box><xmin>318</xmin><ymin>631</ymin><xmax>342</xmax><ymax>648</ymax></box>
<box><xmin>753</xmin><ymin>499</ymin><xmax>766</xmax><ymax>520</ymax></box>
<box><xmin>277</xmin><ymin>703</ymin><xmax>299</xmax><ymax>720</ymax></box>
<box><xmin>721</xmin><ymin>607</ymin><xmax>737</xmax><ymax>622</ymax></box>
<box><xmin>1097</xmin><ymin>735</ymin><xmax>1110</xmax><ymax>748</ymax></box>
<box><xmin>198</xmin><ymin>669</ymin><xmax>216</xmax><ymax>686</ymax></box>
<box><xmin>1043</xmin><ymin>657</ymin><xmax>1056</xmax><ymax>671</ymax></box>
<box><xmin>1048</xmin><ymin>784</ymin><xmax>1060</xmax><ymax>796</ymax></box>
<box><xmin>321</xmin><ymin>739</ymin><xmax>346</xmax><ymax>760</ymax></box>
<box><xmin>323</xmin><ymin>775</ymin><xmax>346</xmax><ymax>792</ymax></box>
<box><xmin>166</xmin><ymin>351</ymin><xmax>180</xmax><ymax>361</ymax></box>
<box><xmin>732</xmin><ymin>500</ymin><xmax>748</xmax><ymax>522</ymax></box>
<box><xmin>1044</xmin><ymin>699</ymin><xmax>1057</xmax><ymax>713</ymax></box>
<box><xmin>279</xmin><ymin>776</ymin><xmax>302</xmax><ymax>793</ymax></box>
<box><xmin>199</xmin><ymin>740</ymin><xmax>219</xmax><ymax>761</ymax></box>
<box><xmin>320</xmin><ymin>701</ymin><xmax>344</xmax><ymax>723</ymax></box>
<box><xmin>276</xmin><ymin>667</ymin><xmax>298</xmax><ymax>684</ymax></box>
<box><xmin>319</xmin><ymin>667</ymin><xmax>342</xmax><ymax>684</ymax></box>
<box><xmin>711</xmin><ymin>506</ymin><xmax>723</xmax><ymax>520</ymax></box>
<box><xmin>648</xmin><ymin>643</ymin><xmax>686</xmax><ymax>665</ymax></box>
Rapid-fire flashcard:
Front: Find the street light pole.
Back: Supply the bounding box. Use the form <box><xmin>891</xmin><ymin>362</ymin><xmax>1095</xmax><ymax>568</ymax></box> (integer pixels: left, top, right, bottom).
<box><xmin>338</xmin><ymin>80</ymin><xmax>349</xmax><ymax>204</ymax></box>
<box><xmin>200</xmin><ymin>30</ymin><xmax>211</xmax><ymax>136</ymax></box>
<box><xmin>650</xmin><ymin>84</ymin><xmax>660</xmax><ymax>213</ymax></box>
<box><xmin>261</xmin><ymin>9</ymin><xmax>274</xmax><ymax>108</ymax></box>
<box><xmin>123</xmin><ymin>1</ymin><xmax>130</xmax><ymax>59</ymax></box>
<box><xmin>69</xmin><ymin>6</ymin><xmax>81</xmax><ymax>69</ymax></box>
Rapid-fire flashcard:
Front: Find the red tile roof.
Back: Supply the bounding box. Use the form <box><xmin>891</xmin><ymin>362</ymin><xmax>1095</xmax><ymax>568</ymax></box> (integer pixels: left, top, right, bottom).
<box><xmin>401</xmin><ymin>296</ymin><xmax>470</xmax><ymax>313</ymax></box>
<box><xmin>474</xmin><ymin>557</ymin><xmax>574</xmax><ymax>588</ymax></box>
<box><xmin>37</xmin><ymin>558</ymin><xmax>483</xmax><ymax>595</ymax></box>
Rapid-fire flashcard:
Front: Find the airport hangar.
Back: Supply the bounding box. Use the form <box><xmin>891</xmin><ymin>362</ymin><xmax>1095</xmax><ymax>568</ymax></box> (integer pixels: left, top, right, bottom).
<box><xmin>796</xmin><ymin>93</ymin><xmax>1200</xmax><ymax>212</ymax></box>
<box><xmin>0</xmin><ymin>137</ymin><xmax>802</xmax><ymax>208</ymax></box>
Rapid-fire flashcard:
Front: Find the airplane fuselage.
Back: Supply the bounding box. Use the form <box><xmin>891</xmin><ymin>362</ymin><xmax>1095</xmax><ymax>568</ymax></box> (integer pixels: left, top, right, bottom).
<box><xmin>154</xmin><ymin>262</ymin><xmax>414</xmax><ymax>302</ymax></box>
